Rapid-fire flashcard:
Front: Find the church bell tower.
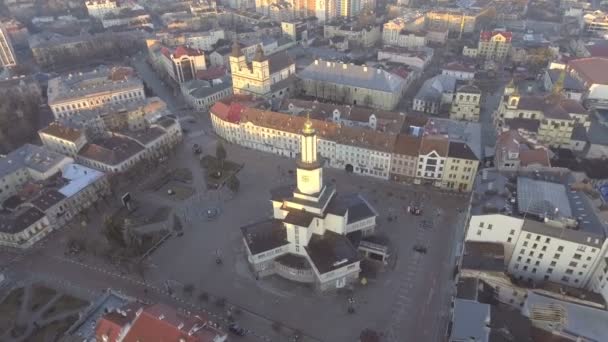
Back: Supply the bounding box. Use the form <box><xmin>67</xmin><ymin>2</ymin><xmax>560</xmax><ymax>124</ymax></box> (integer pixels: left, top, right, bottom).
<box><xmin>296</xmin><ymin>114</ymin><xmax>323</xmax><ymax>195</ymax></box>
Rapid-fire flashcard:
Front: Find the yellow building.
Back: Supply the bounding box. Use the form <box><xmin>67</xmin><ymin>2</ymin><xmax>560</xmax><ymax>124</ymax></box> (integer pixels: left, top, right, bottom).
<box><xmin>450</xmin><ymin>84</ymin><xmax>482</xmax><ymax>122</ymax></box>
<box><xmin>477</xmin><ymin>31</ymin><xmax>512</xmax><ymax>61</ymax></box>
<box><xmin>442</xmin><ymin>141</ymin><xmax>479</xmax><ymax>192</ymax></box>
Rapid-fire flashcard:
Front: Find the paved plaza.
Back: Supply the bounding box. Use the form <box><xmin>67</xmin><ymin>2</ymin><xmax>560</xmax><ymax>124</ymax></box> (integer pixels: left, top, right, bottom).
<box><xmin>140</xmin><ymin>138</ymin><xmax>469</xmax><ymax>342</ymax></box>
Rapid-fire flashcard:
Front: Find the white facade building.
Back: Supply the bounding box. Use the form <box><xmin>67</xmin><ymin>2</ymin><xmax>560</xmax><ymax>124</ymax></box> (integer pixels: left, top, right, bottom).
<box><xmin>465</xmin><ymin>169</ymin><xmax>608</xmax><ymax>295</ymax></box>
<box><xmin>47</xmin><ymin>66</ymin><xmax>145</xmax><ymax>120</ymax></box>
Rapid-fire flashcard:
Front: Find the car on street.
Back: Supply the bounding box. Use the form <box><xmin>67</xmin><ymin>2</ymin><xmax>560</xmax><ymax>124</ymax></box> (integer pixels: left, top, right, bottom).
<box><xmin>192</xmin><ymin>144</ymin><xmax>202</xmax><ymax>154</ymax></box>
<box><xmin>228</xmin><ymin>323</ymin><xmax>246</xmax><ymax>336</ymax></box>
<box><xmin>413</xmin><ymin>245</ymin><xmax>427</xmax><ymax>254</ymax></box>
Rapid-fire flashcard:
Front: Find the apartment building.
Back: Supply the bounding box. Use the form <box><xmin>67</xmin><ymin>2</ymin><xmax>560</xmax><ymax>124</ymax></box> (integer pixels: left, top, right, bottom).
<box><xmin>38</xmin><ymin>123</ymin><xmax>88</xmax><ymax>158</ymax></box>
<box><xmin>390</xmin><ymin>134</ymin><xmax>421</xmax><ymax>182</ymax></box>
<box><xmin>464</xmin><ymin>31</ymin><xmax>512</xmax><ymax>62</ymax></box>
<box><xmin>0</xmin><ymin>144</ymin><xmax>73</xmax><ymax>202</ymax></box>
<box><xmin>568</xmin><ymin>57</ymin><xmax>608</xmax><ymax>109</ymax></box>
<box><xmin>299</xmin><ymin>60</ymin><xmax>408</xmax><ymax>110</ymax></box>
<box><xmin>0</xmin><ymin>24</ymin><xmax>17</xmax><ymax>67</ymax></box>
<box><xmin>47</xmin><ymin>66</ymin><xmax>145</xmax><ymax>120</ymax></box>
<box><xmin>494</xmin><ymin>81</ymin><xmax>590</xmax><ymax>148</ymax></box>
<box><xmin>377</xmin><ymin>47</ymin><xmax>433</xmax><ymax>71</ymax></box>
<box><xmin>450</xmin><ymin>84</ymin><xmax>482</xmax><ymax>122</ymax></box>
<box><xmin>159</xmin><ymin>45</ymin><xmax>207</xmax><ymax>84</ymax></box>
<box><xmin>76</xmin><ymin>117</ymin><xmax>182</xmax><ymax>173</ymax></box>
<box><xmin>465</xmin><ymin>169</ymin><xmax>608</xmax><ymax>293</ymax></box>
<box><xmin>494</xmin><ymin>130</ymin><xmax>551</xmax><ymax>171</ymax></box>
<box><xmin>85</xmin><ymin>0</ymin><xmax>119</xmax><ymax>19</ymax></box>
<box><xmin>181</xmin><ymin>76</ymin><xmax>233</xmax><ymax>111</ymax></box>
<box><xmin>583</xmin><ymin>10</ymin><xmax>608</xmax><ymax>35</ymax></box>
<box><xmin>324</xmin><ymin>20</ymin><xmax>381</xmax><ymax>48</ymax></box>
<box><xmin>0</xmin><ymin>143</ymin><xmax>109</xmax><ymax>248</ymax></box>
<box><xmin>413</xmin><ymin>74</ymin><xmax>456</xmax><ymax>114</ymax></box>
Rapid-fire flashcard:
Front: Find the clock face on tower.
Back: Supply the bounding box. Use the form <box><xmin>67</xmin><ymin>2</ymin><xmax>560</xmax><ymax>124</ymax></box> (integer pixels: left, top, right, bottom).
<box><xmin>301</xmin><ymin>175</ymin><xmax>309</xmax><ymax>183</ymax></box>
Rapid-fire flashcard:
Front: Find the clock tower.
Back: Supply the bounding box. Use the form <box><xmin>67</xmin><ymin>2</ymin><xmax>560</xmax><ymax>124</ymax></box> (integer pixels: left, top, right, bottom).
<box><xmin>296</xmin><ymin>114</ymin><xmax>323</xmax><ymax>195</ymax></box>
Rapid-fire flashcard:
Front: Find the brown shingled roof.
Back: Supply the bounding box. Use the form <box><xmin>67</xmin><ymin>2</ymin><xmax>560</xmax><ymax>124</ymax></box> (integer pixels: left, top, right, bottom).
<box><xmin>419</xmin><ymin>135</ymin><xmax>449</xmax><ymax>156</ymax></box>
<box><xmin>239</xmin><ymin>108</ymin><xmax>397</xmax><ymax>152</ymax></box>
<box><xmin>39</xmin><ymin>123</ymin><xmax>83</xmax><ymax>142</ymax></box>
<box><xmin>394</xmin><ymin>134</ymin><xmax>421</xmax><ymax>156</ymax></box>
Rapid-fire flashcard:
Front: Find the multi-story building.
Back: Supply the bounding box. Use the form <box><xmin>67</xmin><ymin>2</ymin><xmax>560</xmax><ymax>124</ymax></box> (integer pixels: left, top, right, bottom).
<box><xmin>441</xmin><ymin>61</ymin><xmax>476</xmax><ymax>81</ymax></box>
<box><xmin>0</xmin><ymin>144</ymin><xmax>73</xmax><ymax>202</ymax></box>
<box><xmin>583</xmin><ymin>10</ymin><xmax>608</xmax><ymax>35</ymax></box>
<box><xmin>382</xmin><ymin>18</ymin><xmax>427</xmax><ymax>49</ymax></box>
<box><xmin>0</xmin><ymin>143</ymin><xmax>109</xmax><ymax>248</ymax></box>
<box><xmin>413</xmin><ymin>74</ymin><xmax>456</xmax><ymax>114</ymax></box>
<box><xmin>464</xmin><ymin>31</ymin><xmax>512</xmax><ymax>62</ymax></box>
<box><xmin>299</xmin><ymin>60</ymin><xmax>408</xmax><ymax>110</ymax></box>
<box><xmin>450</xmin><ymin>84</ymin><xmax>482</xmax><ymax>122</ymax></box>
<box><xmin>47</xmin><ymin>66</ymin><xmax>145</xmax><ymax>120</ymax></box>
<box><xmin>568</xmin><ymin>57</ymin><xmax>608</xmax><ymax>109</ymax></box>
<box><xmin>324</xmin><ymin>20</ymin><xmax>380</xmax><ymax>48</ymax></box>
<box><xmin>101</xmin><ymin>9</ymin><xmax>154</xmax><ymax>30</ymax></box>
<box><xmin>377</xmin><ymin>47</ymin><xmax>433</xmax><ymax>71</ymax></box>
<box><xmin>230</xmin><ymin>41</ymin><xmax>296</xmax><ymax>99</ymax></box>
<box><xmin>382</xmin><ymin>14</ymin><xmax>426</xmax><ymax>48</ymax></box>
<box><xmin>240</xmin><ymin>117</ymin><xmax>377</xmax><ymax>291</ymax></box>
<box><xmin>494</xmin><ymin>130</ymin><xmax>551</xmax><ymax>171</ymax></box>
<box><xmin>543</xmin><ymin>67</ymin><xmax>585</xmax><ymax>102</ymax></box>
<box><xmin>442</xmin><ymin>141</ymin><xmax>479</xmax><ymax>192</ymax></box>
<box><xmin>76</xmin><ymin>117</ymin><xmax>182</xmax><ymax>173</ymax></box>
<box><xmin>0</xmin><ymin>24</ymin><xmax>17</xmax><ymax>67</ymax></box>
<box><xmin>390</xmin><ymin>134</ymin><xmax>421</xmax><ymax>182</ymax></box>
<box><xmin>465</xmin><ymin>169</ymin><xmax>608</xmax><ymax>292</ymax></box>
<box><xmin>210</xmin><ymin>98</ymin><xmax>480</xmax><ymax>192</ymax></box>
<box><xmin>415</xmin><ymin>135</ymin><xmax>449</xmax><ymax>186</ymax></box>
<box><xmin>425</xmin><ymin>8</ymin><xmax>487</xmax><ymax>36</ymax></box>
<box><xmin>38</xmin><ymin>123</ymin><xmax>88</xmax><ymax>158</ymax></box>
<box><xmin>85</xmin><ymin>0</ymin><xmax>119</xmax><ymax>19</ymax></box>
<box><xmin>494</xmin><ymin>81</ymin><xmax>590</xmax><ymax>148</ymax></box>
<box><xmin>281</xmin><ymin>21</ymin><xmax>308</xmax><ymax>42</ymax></box>
<box><xmin>181</xmin><ymin>76</ymin><xmax>233</xmax><ymax>111</ymax></box>
<box><xmin>159</xmin><ymin>45</ymin><xmax>207</xmax><ymax>84</ymax></box>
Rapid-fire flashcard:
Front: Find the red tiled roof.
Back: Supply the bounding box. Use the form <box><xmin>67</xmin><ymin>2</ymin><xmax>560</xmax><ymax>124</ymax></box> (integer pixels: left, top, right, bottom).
<box><xmin>123</xmin><ymin>303</ymin><xmax>225</xmax><ymax>342</ymax></box>
<box><xmin>520</xmin><ymin>149</ymin><xmax>551</xmax><ymax>167</ymax></box>
<box><xmin>419</xmin><ymin>135</ymin><xmax>449</xmax><ymax>157</ymax></box>
<box><xmin>569</xmin><ymin>57</ymin><xmax>608</xmax><ymax>85</ymax></box>
<box><xmin>162</xmin><ymin>46</ymin><xmax>204</xmax><ymax>59</ymax></box>
<box><xmin>479</xmin><ymin>31</ymin><xmax>512</xmax><ymax>43</ymax></box>
<box><xmin>95</xmin><ymin>302</ymin><xmax>142</xmax><ymax>342</ymax></box>
<box><xmin>210</xmin><ymin>101</ymin><xmax>244</xmax><ymax>124</ymax></box>
<box><xmin>196</xmin><ymin>66</ymin><xmax>226</xmax><ymax>80</ymax></box>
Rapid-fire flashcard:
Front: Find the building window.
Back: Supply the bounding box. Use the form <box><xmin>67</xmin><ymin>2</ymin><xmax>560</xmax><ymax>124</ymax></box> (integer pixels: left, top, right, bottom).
<box><xmin>510</xmin><ymin>229</ymin><xmax>515</xmax><ymax>235</ymax></box>
<box><xmin>554</xmin><ymin>253</ymin><xmax>560</xmax><ymax>259</ymax></box>
<box><xmin>547</xmin><ymin>268</ymin><xmax>553</xmax><ymax>274</ymax></box>
<box><xmin>569</xmin><ymin>261</ymin><xmax>578</xmax><ymax>267</ymax></box>
<box><xmin>558</xmin><ymin>246</ymin><xmax>564</xmax><ymax>252</ymax></box>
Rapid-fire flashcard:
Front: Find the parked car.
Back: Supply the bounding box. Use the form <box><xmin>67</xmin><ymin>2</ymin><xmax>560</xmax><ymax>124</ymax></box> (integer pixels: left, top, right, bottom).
<box><xmin>192</xmin><ymin>144</ymin><xmax>202</xmax><ymax>154</ymax></box>
<box><xmin>413</xmin><ymin>245</ymin><xmax>427</xmax><ymax>254</ymax></box>
<box><xmin>228</xmin><ymin>323</ymin><xmax>246</xmax><ymax>336</ymax></box>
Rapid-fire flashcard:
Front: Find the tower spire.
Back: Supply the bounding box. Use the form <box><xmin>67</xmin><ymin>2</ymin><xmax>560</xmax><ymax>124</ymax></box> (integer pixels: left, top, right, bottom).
<box><xmin>302</xmin><ymin>112</ymin><xmax>314</xmax><ymax>135</ymax></box>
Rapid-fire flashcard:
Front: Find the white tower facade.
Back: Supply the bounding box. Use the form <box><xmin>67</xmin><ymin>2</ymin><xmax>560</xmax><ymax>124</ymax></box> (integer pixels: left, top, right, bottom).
<box><xmin>296</xmin><ymin>115</ymin><xmax>323</xmax><ymax>195</ymax></box>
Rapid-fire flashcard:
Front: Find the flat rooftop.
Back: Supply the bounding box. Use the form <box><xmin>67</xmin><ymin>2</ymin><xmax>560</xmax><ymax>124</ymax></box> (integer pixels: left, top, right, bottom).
<box><xmin>471</xmin><ymin>168</ymin><xmax>608</xmax><ymax>242</ymax></box>
<box><xmin>0</xmin><ymin>144</ymin><xmax>71</xmax><ymax>178</ymax></box>
<box><xmin>47</xmin><ymin>66</ymin><xmax>143</xmax><ymax>105</ymax></box>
